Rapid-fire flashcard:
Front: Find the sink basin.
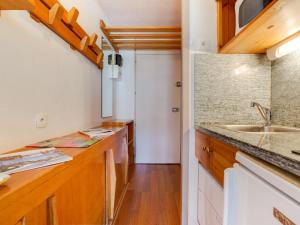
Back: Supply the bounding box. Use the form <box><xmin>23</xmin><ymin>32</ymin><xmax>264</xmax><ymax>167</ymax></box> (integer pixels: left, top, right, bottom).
<box><xmin>217</xmin><ymin>125</ymin><xmax>300</xmax><ymax>133</ymax></box>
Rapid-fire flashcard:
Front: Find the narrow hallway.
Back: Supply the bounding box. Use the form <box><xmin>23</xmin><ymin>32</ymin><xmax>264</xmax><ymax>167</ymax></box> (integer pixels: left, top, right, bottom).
<box><xmin>114</xmin><ymin>165</ymin><xmax>181</xmax><ymax>225</ymax></box>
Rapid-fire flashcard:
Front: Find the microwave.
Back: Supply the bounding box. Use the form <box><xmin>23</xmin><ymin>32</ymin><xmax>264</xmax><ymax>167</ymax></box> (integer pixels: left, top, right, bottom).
<box><xmin>235</xmin><ymin>0</ymin><xmax>272</xmax><ymax>34</ymax></box>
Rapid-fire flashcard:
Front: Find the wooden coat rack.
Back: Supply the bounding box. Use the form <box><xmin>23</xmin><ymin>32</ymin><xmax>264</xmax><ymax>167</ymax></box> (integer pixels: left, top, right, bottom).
<box><xmin>0</xmin><ymin>0</ymin><xmax>104</xmax><ymax>69</ymax></box>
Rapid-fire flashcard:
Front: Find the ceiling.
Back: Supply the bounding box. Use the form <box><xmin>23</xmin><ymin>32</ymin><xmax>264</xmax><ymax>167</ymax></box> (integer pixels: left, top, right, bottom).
<box><xmin>98</xmin><ymin>0</ymin><xmax>181</xmax><ymax>26</ymax></box>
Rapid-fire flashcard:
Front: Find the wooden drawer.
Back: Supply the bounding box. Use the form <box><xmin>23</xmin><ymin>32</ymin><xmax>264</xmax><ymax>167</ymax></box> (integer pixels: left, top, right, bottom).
<box><xmin>195</xmin><ymin>130</ymin><xmax>237</xmax><ymax>186</ymax></box>
<box><xmin>211</xmin><ymin>138</ymin><xmax>236</xmax><ymax>164</ymax></box>
<box><xmin>211</xmin><ymin>138</ymin><xmax>237</xmax><ymax>186</ymax></box>
<box><xmin>195</xmin><ymin>131</ymin><xmax>211</xmax><ymax>171</ymax></box>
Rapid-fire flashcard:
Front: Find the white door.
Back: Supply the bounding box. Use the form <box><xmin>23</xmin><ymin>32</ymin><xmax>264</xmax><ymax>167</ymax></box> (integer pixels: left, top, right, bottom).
<box><xmin>135</xmin><ymin>52</ymin><xmax>181</xmax><ymax>164</ymax></box>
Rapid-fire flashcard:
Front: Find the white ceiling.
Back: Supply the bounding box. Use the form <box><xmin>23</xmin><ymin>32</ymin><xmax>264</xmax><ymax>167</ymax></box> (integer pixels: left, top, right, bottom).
<box><xmin>98</xmin><ymin>0</ymin><xmax>181</xmax><ymax>26</ymax></box>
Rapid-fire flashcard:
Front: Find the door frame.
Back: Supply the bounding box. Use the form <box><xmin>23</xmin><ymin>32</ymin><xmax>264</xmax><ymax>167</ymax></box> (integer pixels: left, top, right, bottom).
<box><xmin>134</xmin><ymin>50</ymin><xmax>182</xmax><ymax>164</ymax></box>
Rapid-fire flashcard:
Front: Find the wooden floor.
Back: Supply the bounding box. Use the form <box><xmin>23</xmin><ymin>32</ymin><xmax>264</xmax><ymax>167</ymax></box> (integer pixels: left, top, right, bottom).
<box><xmin>114</xmin><ymin>164</ymin><xmax>181</xmax><ymax>225</ymax></box>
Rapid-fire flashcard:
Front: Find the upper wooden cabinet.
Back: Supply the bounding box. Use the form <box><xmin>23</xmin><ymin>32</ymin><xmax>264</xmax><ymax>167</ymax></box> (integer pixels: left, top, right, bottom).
<box><xmin>217</xmin><ymin>0</ymin><xmax>236</xmax><ymax>50</ymax></box>
<box><xmin>217</xmin><ymin>0</ymin><xmax>300</xmax><ymax>54</ymax></box>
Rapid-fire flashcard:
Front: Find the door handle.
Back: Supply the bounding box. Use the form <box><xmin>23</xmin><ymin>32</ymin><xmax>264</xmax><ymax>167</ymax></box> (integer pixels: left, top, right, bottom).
<box><xmin>172</xmin><ymin>108</ymin><xmax>180</xmax><ymax>112</ymax></box>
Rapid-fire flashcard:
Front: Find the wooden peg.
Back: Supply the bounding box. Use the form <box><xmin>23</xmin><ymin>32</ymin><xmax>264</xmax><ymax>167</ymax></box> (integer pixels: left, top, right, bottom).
<box><xmin>30</xmin><ymin>13</ymin><xmax>41</xmax><ymax>23</ymax></box>
<box><xmin>98</xmin><ymin>61</ymin><xmax>103</xmax><ymax>69</ymax></box>
<box><xmin>97</xmin><ymin>52</ymin><xmax>104</xmax><ymax>65</ymax></box>
<box><xmin>100</xmin><ymin>19</ymin><xmax>118</xmax><ymax>52</ymax></box>
<box><xmin>66</xmin><ymin>7</ymin><xmax>79</xmax><ymax>27</ymax></box>
<box><xmin>100</xmin><ymin>19</ymin><xmax>106</xmax><ymax>29</ymax></box>
<box><xmin>80</xmin><ymin>36</ymin><xmax>89</xmax><ymax>51</ymax></box>
<box><xmin>49</xmin><ymin>3</ymin><xmax>63</xmax><ymax>25</ymax></box>
<box><xmin>70</xmin><ymin>44</ymin><xmax>76</xmax><ymax>51</ymax></box>
<box><xmin>89</xmin><ymin>33</ymin><xmax>98</xmax><ymax>47</ymax></box>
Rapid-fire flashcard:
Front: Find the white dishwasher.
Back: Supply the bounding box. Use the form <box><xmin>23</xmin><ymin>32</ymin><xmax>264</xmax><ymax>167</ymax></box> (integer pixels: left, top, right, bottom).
<box><xmin>223</xmin><ymin>152</ymin><xmax>300</xmax><ymax>225</ymax></box>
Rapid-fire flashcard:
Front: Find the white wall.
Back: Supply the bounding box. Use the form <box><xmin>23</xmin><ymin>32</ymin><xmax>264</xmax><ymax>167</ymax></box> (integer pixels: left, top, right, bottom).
<box><xmin>115</xmin><ymin>50</ymin><xmax>136</xmax><ymax>120</ymax></box>
<box><xmin>0</xmin><ymin>0</ymin><xmax>113</xmax><ymax>153</ymax></box>
<box><xmin>181</xmin><ymin>0</ymin><xmax>217</xmax><ymax>225</ymax></box>
<box><xmin>189</xmin><ymin>0</ymin><xmax>218</xmax><ymax>52</ymax></box>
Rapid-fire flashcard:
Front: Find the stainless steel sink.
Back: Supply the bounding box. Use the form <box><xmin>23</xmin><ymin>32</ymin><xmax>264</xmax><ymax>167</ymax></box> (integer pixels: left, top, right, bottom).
<box><xmin>217</xmin><ymin>125</ymin><xmax>300</xmax><ymax>133</ymax></box>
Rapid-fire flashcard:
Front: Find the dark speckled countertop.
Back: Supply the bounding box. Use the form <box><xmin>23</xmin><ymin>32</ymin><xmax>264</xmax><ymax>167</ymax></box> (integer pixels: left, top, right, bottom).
<box><xmin>196</xmin><ymin>124</ymin><xmax>300</xmax><ymax>177</ymax></box>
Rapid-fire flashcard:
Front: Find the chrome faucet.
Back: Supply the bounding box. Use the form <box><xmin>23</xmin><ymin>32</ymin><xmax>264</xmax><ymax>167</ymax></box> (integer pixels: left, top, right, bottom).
<box><xmin>250</xmin><ymin>102</ymin><xmax>271</xmax><ymax>126</ymax></box>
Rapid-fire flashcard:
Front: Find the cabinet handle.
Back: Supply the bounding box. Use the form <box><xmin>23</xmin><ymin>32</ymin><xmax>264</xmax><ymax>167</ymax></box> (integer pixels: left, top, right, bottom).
<box><xmin>202</xmin><ymin>146</ymin><xmax>212</xmax><ymax>153</ymax></box>
<box><xmin>206</xmin><ymin>147</ymin><xmax>211</xmax><ymax>153</ymax></box>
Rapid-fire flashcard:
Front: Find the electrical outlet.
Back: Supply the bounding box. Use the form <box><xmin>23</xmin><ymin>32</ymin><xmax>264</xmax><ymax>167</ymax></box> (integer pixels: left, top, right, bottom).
<box><xmin>35</xmin><ymin>113</ymin><xmax>48</xmax><ymax>128</ymax></box>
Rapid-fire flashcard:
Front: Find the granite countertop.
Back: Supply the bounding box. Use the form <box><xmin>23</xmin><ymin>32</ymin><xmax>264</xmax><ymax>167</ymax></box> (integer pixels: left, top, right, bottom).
<box><xmin>196</xmin><ymin>124</ymin><xmax>300</xmax><ymax>177</ymax></box>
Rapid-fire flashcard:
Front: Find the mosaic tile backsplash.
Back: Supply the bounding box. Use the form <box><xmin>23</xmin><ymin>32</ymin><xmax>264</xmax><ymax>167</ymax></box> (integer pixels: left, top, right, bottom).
<box><xmin>194</xmin><ymin>54</ymin><xmax>271</xmax><ymax>126</ymax></box>
<box><xmin>271</xmin><ymin>49</ymin><xmax>300</xmax><ymax>128</ymax></box>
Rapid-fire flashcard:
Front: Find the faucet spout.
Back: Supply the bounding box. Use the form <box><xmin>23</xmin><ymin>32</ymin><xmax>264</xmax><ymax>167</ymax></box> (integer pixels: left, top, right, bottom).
<box><xmin>250</xmin><ymin>102</ymin><xmax>271</xmax><ymax>126</ymax></box>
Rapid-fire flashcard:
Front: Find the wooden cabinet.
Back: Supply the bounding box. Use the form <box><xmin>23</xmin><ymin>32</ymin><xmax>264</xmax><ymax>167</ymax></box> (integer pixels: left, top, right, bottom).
<box><xmin>217</xmin><ymin>0</ymin><xmax>236</xmax><ymax>50</ymax></box>
<box><xmin>102</xmin><ymin>120</ymin><xmax>135</xmax><ymax>164</ymax></box>
<box><xmin>217</xmin><ymin>0</ymin><xmax>300</xmax><ymax>54</ymax></box>
<box><xmin>0</xmin><ymin>126</ymin><xmax>128</xmax><ymax>225</ymax></box>
<box><xmin>108</xmin><ymin>134</ymin><xmax>129</xmax><ymax>223</ymax></box>
<box><xmin>55</xmin><ymin>148</ymin><xmax>106</xmax><ymax>225</ymax></box>
<box><xmin>195</xmin><ymin>130</ymin><xmax>237</xmax><ymax>186</ymax></box>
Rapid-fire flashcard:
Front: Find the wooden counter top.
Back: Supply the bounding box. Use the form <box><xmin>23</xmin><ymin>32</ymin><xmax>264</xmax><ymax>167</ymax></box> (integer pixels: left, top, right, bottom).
<box><xmin>0</xmin><ymin>125</ymin><xmax>127</xmax><ymax>225</ymax></box>
<box><xmin>102</xmin><ymin>119</ymin><xmax>134</xmax><ymax>126</ymax></box>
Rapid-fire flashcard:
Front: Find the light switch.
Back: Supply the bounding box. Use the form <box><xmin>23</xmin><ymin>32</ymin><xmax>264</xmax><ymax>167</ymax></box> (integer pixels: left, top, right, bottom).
<box><xmin>35</xmin><ymin>113</ymin><xmax>48</xmax><ymax>128</ymax></box>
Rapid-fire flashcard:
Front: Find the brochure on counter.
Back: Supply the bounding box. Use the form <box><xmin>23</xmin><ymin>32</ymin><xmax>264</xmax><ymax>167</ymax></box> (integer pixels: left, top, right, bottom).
<box><xmin>0</xmin><ymin>148</ymin><xmax>72</xmax><ymax>174</ymax></box>
<box><xmin>79</xmin><ymin>128</ymin><xmax>115</xmax><ymax>139</ymax></box>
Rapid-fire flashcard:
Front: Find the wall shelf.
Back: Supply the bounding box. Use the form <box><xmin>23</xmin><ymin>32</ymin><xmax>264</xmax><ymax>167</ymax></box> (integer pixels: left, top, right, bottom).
<box><xmin>0</xmin><ymin>0</ymin><xmax>104</xmax><ymax>69</ymax></box>
<box><xmin>219</xmin><ymin>0</ymin><xmax>300</xmax><ymax>54</ymax></box>
<box><xmin>100</xmin><ymin>20</ymin><xmax>182</xmax><ymax>51</ymax></box>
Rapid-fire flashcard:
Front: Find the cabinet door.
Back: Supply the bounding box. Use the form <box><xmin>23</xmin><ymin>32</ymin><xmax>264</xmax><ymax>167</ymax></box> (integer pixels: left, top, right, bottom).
<box><xmin>195</xmin><ymin>131</ymin><xmax>211</xmax><ymax>170</ymax></box>
<box><xmin>107</xmin><ymin>135</ymin><xmax>129</xmax><ymax>223</ymax></box>
<box><xmin>224</xmin><ymin>164</ymin><xmax>300</xmax><ymax>225</ymax></box>
<box><xmin>211</xmin><ymin>138</ymin><xmax>237</xmax><ymax>186</ymax></box>
<box><xmin>23</xmin><ymin>202</ymin><xmax>48</xmax><ymax>225</ymax></box>
<box><xmin>113</xmin><ymin>136</ymin><xmax>128</xmax><ymax>214</ymax></box>
<box><xmin>55</xmin><ymin>150</ymin><xmax>106</xmax><ymax>225</ymax></box>
<box><xmin>198</xmin><ymin>164</ymin><xmax>224</xmax><ymax>225</ymax></box>
<box><xmin>217</xmin><ymin>0</ymin><xmax>236</xmax><ymax>49</ymax></box>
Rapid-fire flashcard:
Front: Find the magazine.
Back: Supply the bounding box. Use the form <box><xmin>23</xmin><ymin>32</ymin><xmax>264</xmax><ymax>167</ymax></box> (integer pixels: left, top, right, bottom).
<box><xmin>0</xmin><ymin>148</ymin><xmax>72</xmax><ymax>174</ymax></box>
<box><xmin>79</xmin><ymin>128</ymin><xmax>115</xmax><ymax>139</ymax></box>
<box><xmin>27</xmin><ymin>133</ymin><xmax>100</xmax><ymax>148</ymax></box>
